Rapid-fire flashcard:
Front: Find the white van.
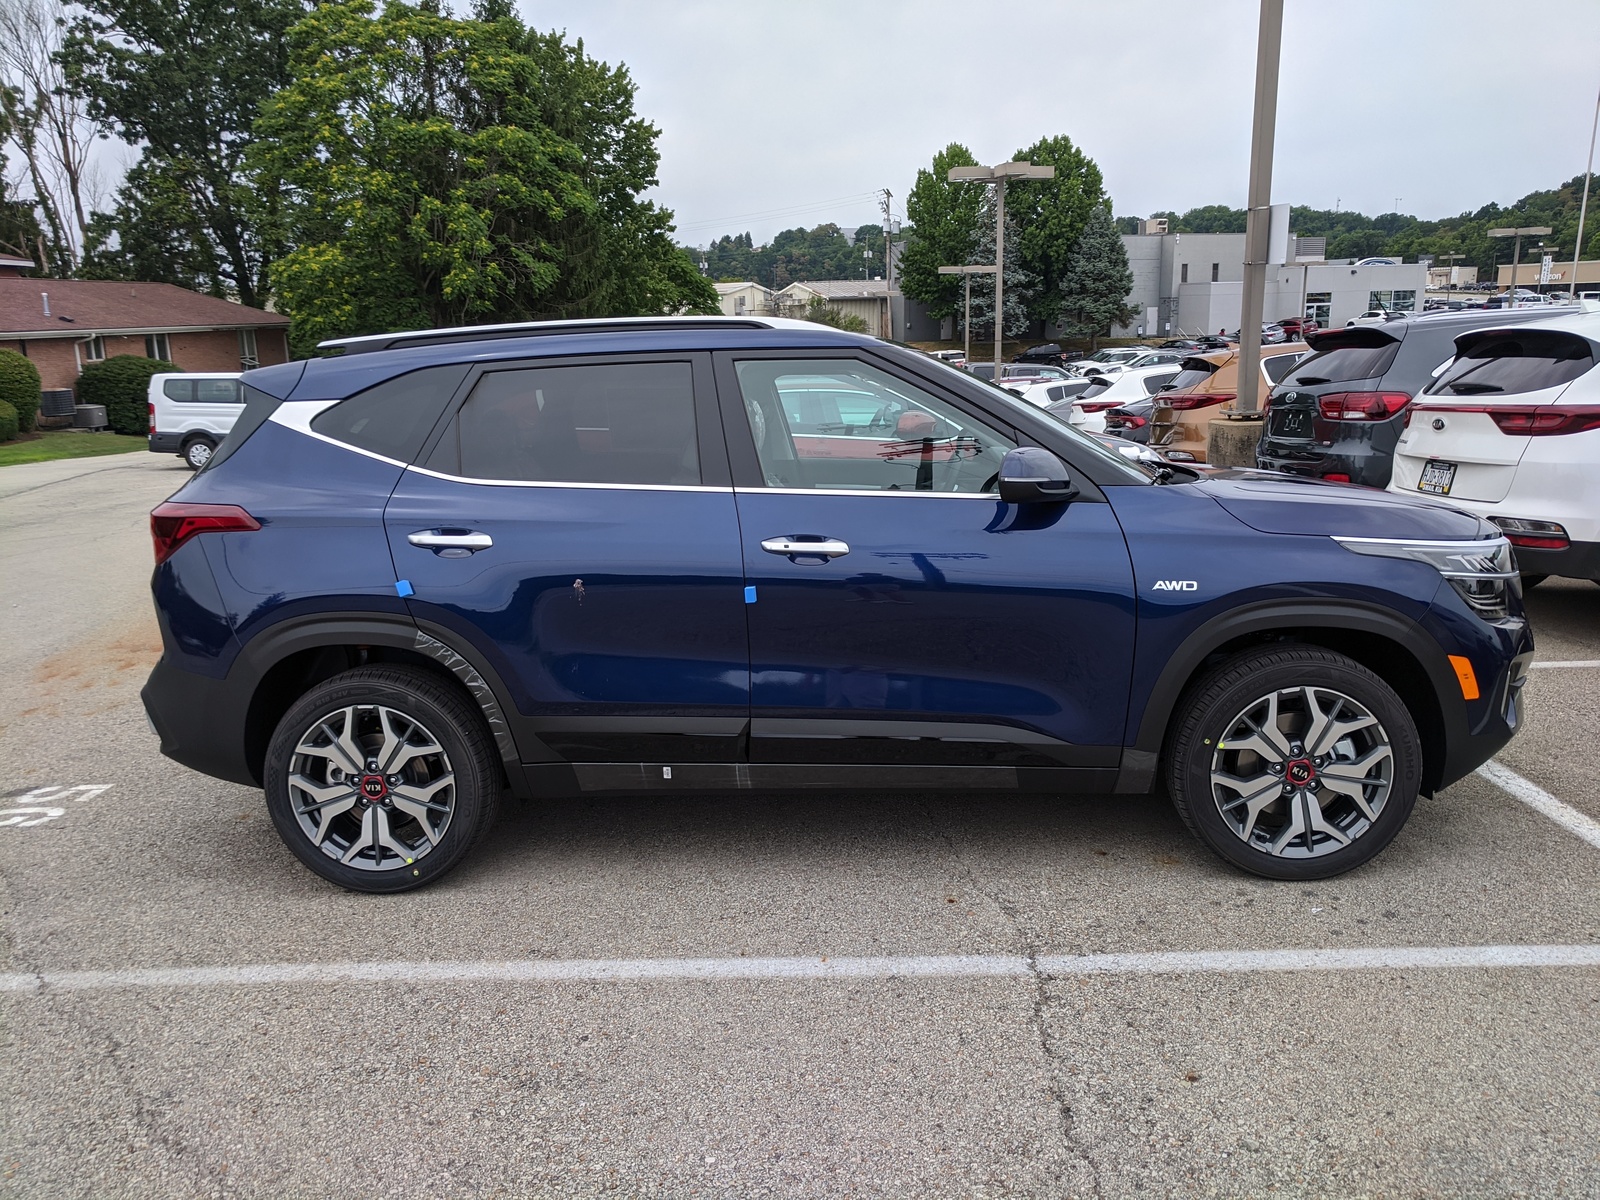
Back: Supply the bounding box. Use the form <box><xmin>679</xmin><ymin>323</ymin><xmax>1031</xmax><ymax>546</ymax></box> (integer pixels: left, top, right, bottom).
<box><xmin>147</xmin><ymin>373</ymin><xmax>245</xmax><ymax>469</ymax></box>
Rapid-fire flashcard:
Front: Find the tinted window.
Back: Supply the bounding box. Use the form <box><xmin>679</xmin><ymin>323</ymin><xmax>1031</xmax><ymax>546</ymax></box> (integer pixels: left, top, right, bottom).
<box><xmin>164</xmin><ymin>378</ymin><xmax>242</xmax><ymax>403</ymax></box>
<box><xmin>1285</xmin><ymin>341</ymin><xmax>1398</xmax><ymax>385</ymax></box>
<box><xmin>1081</xmin><ymin>376</ymin><xmax>1115</xmax><ymax>398</ymax></box>
<box><xmin>1165</xmin><ymin>362</ymin><xmax>1219</xmax><ymax>391</ymax></box>
<box><xmin>1262</xmin><ymin>354</ymin><xmax>1302</xmax><ymax>384</ymax></box>
<box><xmin>199</xmin><ymin>385</ymin><xmax>281</xmax><ymax>473</ymax></box>
<box><xmin>1141</xmin><ymin>371</ymin><xmax>1179</xmax><ymax>395</ymax></box>
<box><xmin>1425</xmin><ymin>330</ymin><xmax>1595</xmax><ymax>397</ymax></box>
<box><xmin>734</xmin><ymin>359</ymin><xmax>1014</xmax><ymax>493</ymax></box>
<box><xmin>453</xmin><ymin>362</ymin><xmax>699</xmax><ymax>485</ymax></box>
<box><xmin>312</xmin><ymin>365</ymin><xmax>468</xmax><ymax>463</ymax></box>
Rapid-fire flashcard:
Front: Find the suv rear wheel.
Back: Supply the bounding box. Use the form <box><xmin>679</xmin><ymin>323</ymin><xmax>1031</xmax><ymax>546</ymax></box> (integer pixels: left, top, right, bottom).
<box><xmin>263</xmin><ymin>665</ymin><xmax>501</xmax><ymax>893</ymax></box>
<box><xmin>1166</xmin><ymin>646</ymin><xmax>1421</xmax><ymax>880</ymax></box>
<box><xmin>182</xmin><ymin>436</ymin><xmax>217</xmax><ymax>470</ymax></box>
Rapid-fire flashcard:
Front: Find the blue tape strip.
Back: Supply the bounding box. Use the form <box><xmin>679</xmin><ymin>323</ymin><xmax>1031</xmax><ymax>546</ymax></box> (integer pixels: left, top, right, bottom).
<box><xmin>744</xmin><ymin>585</ymin><xmax>757</xmax><ymax>604</ymax></box>
<box><xmin>395</xmin><ymin>579</ymin><xmax>415</xmax><ymax>598</ymax></box>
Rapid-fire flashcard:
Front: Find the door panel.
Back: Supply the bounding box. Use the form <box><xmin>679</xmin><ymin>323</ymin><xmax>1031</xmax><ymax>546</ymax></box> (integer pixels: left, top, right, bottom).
<box><xmin>385</xmin><ymin>355</ymin><xmax>749</xmax><ymax>763</ymax></box>
<box><xmin>719</xmin><ymin>352</ymin><xmax>1137</xmax><ymax>766</ymax></box>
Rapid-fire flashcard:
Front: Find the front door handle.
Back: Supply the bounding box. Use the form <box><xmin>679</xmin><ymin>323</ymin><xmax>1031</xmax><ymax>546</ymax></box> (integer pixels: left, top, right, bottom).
<box><xmin>761</xmin><ymin>536</ymin><xmax>850</xmax><ymax>560</ymax></box>
<box><xmin>407</xmin><ymin>529</ymin><xmax>493</xmax><ymax>556</ymax></box>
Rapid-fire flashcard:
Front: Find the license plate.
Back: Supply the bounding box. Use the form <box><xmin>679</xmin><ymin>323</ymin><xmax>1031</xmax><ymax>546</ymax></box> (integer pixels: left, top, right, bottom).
<box><xmin>1417</xmin><ymin>460</ymin><xmax>1457</xmax><ymax>495</ymax></box>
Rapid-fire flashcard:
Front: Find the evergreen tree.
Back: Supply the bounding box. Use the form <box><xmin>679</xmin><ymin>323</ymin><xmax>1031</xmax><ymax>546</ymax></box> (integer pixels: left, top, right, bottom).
<box><xmin>1059</xmin><ymin>207</ymin><xmax>1135</xmax><ymax>350</ymax></box>
<box><xmin>964</xmin><ymin>198</ymin><xmax>1038</xmax><ymax>342</ymax></box>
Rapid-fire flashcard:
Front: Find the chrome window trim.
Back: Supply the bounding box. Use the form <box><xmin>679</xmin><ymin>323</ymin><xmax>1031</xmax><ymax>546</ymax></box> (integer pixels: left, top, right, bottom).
<box><xmin>735</xmin><ymin>486</ymin><xmax>998</xmax><ymax>500</ymax></box>
<box><xmin>404</xmin><ymin>464</ymin><xmax>732</xmax><ymax>493</ymax></box>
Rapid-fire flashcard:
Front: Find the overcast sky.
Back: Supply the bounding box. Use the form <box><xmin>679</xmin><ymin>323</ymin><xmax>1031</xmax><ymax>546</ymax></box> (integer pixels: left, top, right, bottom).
<box><xmin>516</xmin><ymin>0</ymin><xmax>1600</xmax><ymax>246</ymax></box>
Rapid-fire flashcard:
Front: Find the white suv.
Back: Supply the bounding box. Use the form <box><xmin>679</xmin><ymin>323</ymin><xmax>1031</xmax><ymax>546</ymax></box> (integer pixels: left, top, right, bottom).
<box><xmin>1388</xmin><ymin>310</ymin><xmax>1600</xmax><ymax>584</ymax></box>
<box><xmin>147</xmin><ymin>372</ymin><xmax>245</xmax><ymax>469</ymax></box>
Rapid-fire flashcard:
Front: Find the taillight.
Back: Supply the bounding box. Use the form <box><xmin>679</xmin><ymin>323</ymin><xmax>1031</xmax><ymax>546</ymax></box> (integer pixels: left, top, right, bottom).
<box><xmin>148</xmin><ymin>401</ymin><xmax>156</xmax><ymax>435</ymax></box>
<box><xmin>1078</xmin><ymin>400</ymin><xmax>1122</xmax><ymax>413</ymax></box>
<box><xmin>1166</xmin><ymin>391</ymin><xmax>1235</xmax><ymax>411</ymax></box>
<box><xmin>1316</xmin><ymin>392</ymin><xmax>1411</xmax><ymax>421</ymax></box>
<box><xmin>1491</xmin><ymin>517</ymin><xmax>1569</xmax><ymax>549</ymax></box>
<box><xmin>1107</xmin><ymin>413</ymin><xmax>1148</xmax><ymax>429</ymax></box>
<box><xmin>150</xmin><ymin>502</ymin><xmax>260</xmax><ymax>565</ymax></box>
<box><xmin>1323</xmin><ymin>473</ymin><xmax>1351</xmax><ymax>483</ymax></box>
<box><xmin>1410</xmin><ymin>404</ymin><xmax>1600</xmax><ymax>436</ymax></box>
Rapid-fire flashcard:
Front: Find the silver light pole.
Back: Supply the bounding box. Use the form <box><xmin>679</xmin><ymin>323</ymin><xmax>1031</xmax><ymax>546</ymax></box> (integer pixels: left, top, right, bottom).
<box><xmin>1572</xmin><ymin>79</ymin><xmax>1600</xmax><ymax>302</ymax></box>
<box><xmin>938</xmin><ymin>264</ymin><xmax>999</xmax><ymax>369</ymax></box>
<box><xmin>948</xmin><ymin>162</ymin><xmax>1055</xmax><ymax>373</ymax></box>
<box><xmin>1236</xmin><ymin>0</ymin><xmax>1285</xmax><ymax>417</ymax></box>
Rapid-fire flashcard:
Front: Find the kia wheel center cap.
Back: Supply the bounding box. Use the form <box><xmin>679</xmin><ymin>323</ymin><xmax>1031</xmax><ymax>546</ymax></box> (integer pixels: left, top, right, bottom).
<box><xmin>360</xmin><ymin>775</ymin><xmax>388</xmax><ymax>801</ymax></box>
<box><xmin>1286</xmin><ymin>759</ymin><xmax>1316</xmax><ymax>787</ymax></box>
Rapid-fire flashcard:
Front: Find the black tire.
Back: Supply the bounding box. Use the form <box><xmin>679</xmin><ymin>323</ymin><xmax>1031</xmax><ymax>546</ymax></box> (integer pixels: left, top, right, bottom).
<box><xmin>263</xmin><ymin>665</ymin><xmax>501</xmax><ymax>893</ymax></box>
<box><xmin>182</xmin><ymin>436</ymin><xmax>217</xmax><ymax>470</ymax></box>
<box><xmin>1520</xmin><ymin>574</ymin><xmax>1547</xmax><ymax>590</ymax></box>
<box><xmin>1165</xmin><ymin>645</ymin><xmax>1421</xmax><ymax>881</ymax></box>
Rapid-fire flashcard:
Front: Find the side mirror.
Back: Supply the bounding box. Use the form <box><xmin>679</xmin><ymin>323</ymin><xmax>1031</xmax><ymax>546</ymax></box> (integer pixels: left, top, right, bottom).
<box><xmin>998</xmin><ymin>447</ymin><xmax>1077</xmax><ymax>504</ymax></box>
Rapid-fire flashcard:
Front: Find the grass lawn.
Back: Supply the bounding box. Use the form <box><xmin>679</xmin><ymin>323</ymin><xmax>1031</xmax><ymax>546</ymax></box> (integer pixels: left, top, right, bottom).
<box><xmin>0</xmin><ymin>430</ymin><xmax>147</xmax><ymax>467</ymax></box>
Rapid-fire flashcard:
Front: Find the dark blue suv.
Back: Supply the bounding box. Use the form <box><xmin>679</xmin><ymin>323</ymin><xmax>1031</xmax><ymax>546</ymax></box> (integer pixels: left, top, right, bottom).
<box><xmin>141</xmin><ymin>318</ymin><xmax>1534</xmax><ymax>892</ymax></box>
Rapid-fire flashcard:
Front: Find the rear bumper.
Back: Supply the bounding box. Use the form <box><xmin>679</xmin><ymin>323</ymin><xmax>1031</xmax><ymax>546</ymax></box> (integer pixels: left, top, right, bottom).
<box><xmin>1509</xmin><ymin>540</ymin><xmax>1600</xmax><ymax>581</ymax></box>
<box><xmin>141</xmin><ymin>655</ymin><xmax>258</xmax><ymax>787</ymax></box>
<box><xmin>148</xmin><ymin>432</ymin><xmax>183</xmax><ymax>454</ymax></box>
<box><xmin>1256</xmin><ymin>443</ymin><xmax>1392</xmax><ymax>488</ymax></box>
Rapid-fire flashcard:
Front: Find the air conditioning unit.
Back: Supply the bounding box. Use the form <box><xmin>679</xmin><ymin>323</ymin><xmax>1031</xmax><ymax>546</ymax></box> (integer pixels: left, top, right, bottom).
<box><xmin>73</xmin><ymin>404</ymin><xmax>108</xmax><ymax>430</ymax></box>
<box><xmin>1139</xmin><ymin>218</ymin><xmax>1169</xmax><ymax>236</ymax></box>
<box><xmin>40</xmin><ymin>388</ymin><xmax>76</xmax><ymax>417</ymax></box>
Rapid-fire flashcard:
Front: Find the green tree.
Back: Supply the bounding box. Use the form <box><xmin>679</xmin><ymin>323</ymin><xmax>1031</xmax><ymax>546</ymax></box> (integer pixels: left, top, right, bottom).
<box><xmin>61</xmin><ymin>0</ymin><xmax>306</xmax><ymax>304</ymax></box>
<box><xmin>965</xmin><ymin>199</ymin><xmax>1038</xmax><ymax>342</ymax></box>
<box><xmin>1059</xmin><ymin>207</ymin><xmax>1135</xmax><ymax>351</ymax></box>
<box><xmin>897</xmin><ymin>143</ymin><xmax>983</xmax><ymax>323</ymax></box>
<box><xmin>1007</xmin><ymin>133</ymin><xmax>1107</xmax><ymax>327</ymax></box>
<box><xmin>255</xmin><ymin>0</ymin><xmax>713</xmax><ymax>354</ymax></box>
<box><xmin>800</xmin><ymin>295</ymin><xmax>867</xmax><ymax>333</ymax></box>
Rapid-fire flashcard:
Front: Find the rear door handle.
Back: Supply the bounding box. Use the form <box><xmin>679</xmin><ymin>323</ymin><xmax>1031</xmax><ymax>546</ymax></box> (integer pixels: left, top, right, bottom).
<box><xmin>761</xmin><ymin>536</ymin><xmax>850</xmax><ymax>560</ymax></box>
<box><xmin>407</xmin><ymin>529</ymin><xmax>493</xmax><ymax>555</ymax></box>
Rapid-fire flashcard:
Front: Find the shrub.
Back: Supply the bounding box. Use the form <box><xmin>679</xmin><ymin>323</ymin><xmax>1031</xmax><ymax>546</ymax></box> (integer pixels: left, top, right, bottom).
<box><xmin>0</xmin><ymin>349</ymin><xmax>41</xmax><ymax>433</ymax></box>
<box><xmin>0</xmin><ymin>400</ymin><xmax>17</xmax><ymax>442</ymax></box>
<box><xmin>801</xmin><ymin>296</ymin><xmax>870</xmax><ymax>334</ymax></box>
<box><xmin>76</xmin><ymin>355</ymin><xmax>180</xmax><ymax>436</ymax></box>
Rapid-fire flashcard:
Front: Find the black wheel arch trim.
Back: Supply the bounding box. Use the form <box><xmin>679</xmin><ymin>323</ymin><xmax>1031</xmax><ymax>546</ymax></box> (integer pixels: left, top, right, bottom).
<box><xmin>1121</xmin><ymin>599</ymin><xmax>1463</xmax><ymax>792</ymax></box>
<box><xmin>233</xmin><ymin>611</ymin><xmax>554</xmax><ymax>773</ymax></box>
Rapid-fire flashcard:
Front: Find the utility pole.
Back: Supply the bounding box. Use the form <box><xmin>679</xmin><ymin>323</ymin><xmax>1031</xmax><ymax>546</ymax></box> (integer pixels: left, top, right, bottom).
<box><xmin>1234</xmin><ymin>0</ymin><xmax>1284</xmax><ymax>419</ymax></box>
<box><xmin>882</xmin><ymin>188</ymin><xmax>895</xmax><ymax>338</ymax></box>
<box><xmin>939</xmin><ymin>264</ymin><xmax>998</xmax><ymax>369</ymax></box>
<box><xmin>1572</xmin><ymin>78</ymin><xmax>1599</xmax><ymax>302</ymax></box>
<box><xmin>948</xmin><ymin>161</ymin><xmax>1055</xmax><ymax>371</ymax></box>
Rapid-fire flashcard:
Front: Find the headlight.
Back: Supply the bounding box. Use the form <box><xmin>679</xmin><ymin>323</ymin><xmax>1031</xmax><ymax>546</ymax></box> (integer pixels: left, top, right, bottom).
<box><xmin>1332</xmin><ymin>535</ymin><xmax>1516</xmax><ymax>620</ymax></box>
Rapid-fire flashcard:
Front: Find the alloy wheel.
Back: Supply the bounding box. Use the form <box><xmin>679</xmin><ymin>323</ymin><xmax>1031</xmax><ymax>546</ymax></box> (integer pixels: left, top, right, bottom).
<box><xmin>1209</xmin><ymin>686</ymin><xmax>1393</xmax><ymax>859</ymax></box>
<box><xmin>286</xmin><ymin>704</ymin><xmax>456</xmax><ymax>871</ymax></box>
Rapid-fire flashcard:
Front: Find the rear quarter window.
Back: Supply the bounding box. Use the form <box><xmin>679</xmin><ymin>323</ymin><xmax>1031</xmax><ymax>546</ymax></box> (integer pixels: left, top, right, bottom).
<box><xmin>1165</xmin><ymin>362</ymin><xmax>1219</xmax><ymax>391</ymax></box>
<box><xmin>311</xmin><ymin>364</ymin><xmax>470</xmax><ymax>462</ymax></box>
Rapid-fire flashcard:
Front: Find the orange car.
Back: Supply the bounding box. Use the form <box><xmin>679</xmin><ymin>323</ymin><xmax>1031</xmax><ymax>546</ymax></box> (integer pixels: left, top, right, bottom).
<box><xmin>1149</xmin><ymin>342</ymin><xmax>1308</xmax><ymax>463</ymax></box>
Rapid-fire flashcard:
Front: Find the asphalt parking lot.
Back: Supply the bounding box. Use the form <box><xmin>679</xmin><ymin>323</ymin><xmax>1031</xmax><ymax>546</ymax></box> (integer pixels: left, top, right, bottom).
<box><xmin>3</xmin><ymin>453</ymin><xmax>1599</xmax><ymax>1199</ymax></box>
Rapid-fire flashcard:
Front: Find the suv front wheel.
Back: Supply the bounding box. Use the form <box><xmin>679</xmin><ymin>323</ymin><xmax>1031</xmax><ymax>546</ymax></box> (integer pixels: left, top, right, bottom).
<box><xmin>263</xmin><ymin>665</ymin><xmax>502</xmax><ymax>893</ymax></box>
<box><xmin>1166</xmin><ymin>646</ymin><xmax>1421</xmax><ymax>880</ymax></box>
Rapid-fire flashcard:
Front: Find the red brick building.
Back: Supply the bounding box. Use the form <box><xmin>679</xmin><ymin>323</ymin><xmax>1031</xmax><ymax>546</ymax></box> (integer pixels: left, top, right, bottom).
<box><xmin>0</xmin><ymin>270</ymin><xmax>291</xmax><ymax>393</ymax></box>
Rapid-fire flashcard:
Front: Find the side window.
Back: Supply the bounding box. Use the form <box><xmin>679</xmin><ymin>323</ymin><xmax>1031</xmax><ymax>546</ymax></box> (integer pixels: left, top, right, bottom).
<box><xmin>1142</xmin><ymin>372</ymin><xmax>1179</xmax><ymax>395</ymax></box>
<box><xmin>162</xmin><ymin>379</ymin><xmax>194</xmax><ymax>403</ymax></box>
<box><xmin>452</xmin><ymin>361</ymin><xmax>700</xmax><ymax>485</ymax></box>
<box><xmin>195</xmin><ymin>378</ymin><xmax>243</xmax><ymax>404</ymax></box>
<box><xmin>1262</xmin><ymin>354</ymin><xmax>1301</xmax><ymax>384</ymax></box>
<box><xmin>312</xmin><ymin>364</ymin><xmax>469</xmax><ymax>463</ymax></box>
<box><xmin>733</xmin><ymin>359</ymin><xmax>1015</xmax><ymax>494</ymax></box>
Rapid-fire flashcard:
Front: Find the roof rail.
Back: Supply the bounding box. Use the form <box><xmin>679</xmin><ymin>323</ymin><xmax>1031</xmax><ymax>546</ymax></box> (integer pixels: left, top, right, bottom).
<box><xmin>316</xmin><ymin>316</ymin><xmax>787</xmax><ymax>356</ymax></box>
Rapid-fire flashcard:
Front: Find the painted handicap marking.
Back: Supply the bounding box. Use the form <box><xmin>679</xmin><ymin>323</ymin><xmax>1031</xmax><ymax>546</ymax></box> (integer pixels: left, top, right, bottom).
<box><xmin>0</xmin><ymin>785</ymin><xmax>113</xmax><ymax>829</ymax></box>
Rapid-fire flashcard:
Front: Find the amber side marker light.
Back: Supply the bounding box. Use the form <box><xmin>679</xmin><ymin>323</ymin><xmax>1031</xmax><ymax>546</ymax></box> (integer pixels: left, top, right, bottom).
<box><xmin>1447</xmin><ymin>654</ymin><xmax>1481</xmax><ymax>701</ymax></box>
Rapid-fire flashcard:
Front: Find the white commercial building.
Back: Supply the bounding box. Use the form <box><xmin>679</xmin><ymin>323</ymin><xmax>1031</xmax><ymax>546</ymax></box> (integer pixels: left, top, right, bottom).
<box><xmin>713</xmin><ymin>282</ymin><xmax>773</xmax><ymax>317</ymax></box>
<box><xmin>1116</xmin><ymin>222</ymin><xmax>1428</xmax><ymax>337</ymax></box>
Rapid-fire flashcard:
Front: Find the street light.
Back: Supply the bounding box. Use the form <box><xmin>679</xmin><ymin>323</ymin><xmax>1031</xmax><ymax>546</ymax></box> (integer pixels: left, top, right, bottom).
<box><xmin>947</xmin><ymin>161</ymin><xmax>1055</xmax><ymax>372</ymax></box>
<box><xmin>1437</xmin><ymin>252</ymin><xmax>1466</xmax><ymax>304</ymax></box>
<box><xmin>938</xmin><ymin>264</ymin><xmax>999</xmax><ymax>368</ymax></box>
<box><xmin>1488</xmin><ymin>226</ymin><xmax>1553</xmax><ymax>307</ymax></box>
<box><xmin>1572</xmin><ymin>77</ymin><xmax>1600</xmax><ymax>307</ymax></box>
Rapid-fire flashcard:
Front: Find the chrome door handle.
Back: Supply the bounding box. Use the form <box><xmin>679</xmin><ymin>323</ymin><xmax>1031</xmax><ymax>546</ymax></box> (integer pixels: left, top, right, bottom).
<box><xmin>408</xmin><ymin>529</ymin><xmax>493</xmax><ymax>552</ymax></box>
<box><xmin>761</xmin><ymin>536</ymin><xmax>850</xmax><ymax>559</ymax></box>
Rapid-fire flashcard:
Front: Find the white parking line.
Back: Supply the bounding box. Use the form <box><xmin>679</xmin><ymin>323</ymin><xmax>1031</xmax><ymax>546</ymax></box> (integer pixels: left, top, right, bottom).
<box><xmin>1530</xmin><ymin>659</ymin><xmax>1600</xmax><ymax>670</ymax></box>
<box><xmin>3</xmin><ymin>943</ymin><xmax>1599</xmax><ymax>994</ymax></box>
<box><xmin>1478</xmin><ymin>760</ymin><xmax>1600</xmax><ymax>852</ymax></box>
